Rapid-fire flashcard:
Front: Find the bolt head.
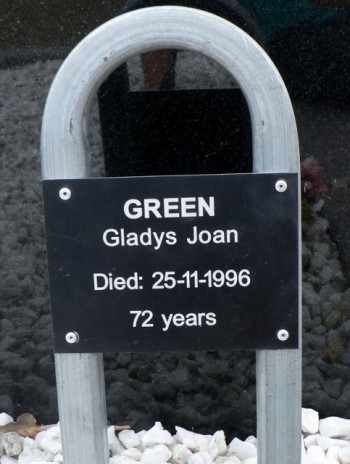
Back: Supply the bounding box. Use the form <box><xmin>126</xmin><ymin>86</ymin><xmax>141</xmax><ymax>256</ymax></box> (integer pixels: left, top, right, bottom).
<box><xmin>59</xmin><ymin>187</ymin><xmax>71</xmax><ymax>200</ymax></box>
<box><xmin>277</xmin><ymin>329</ymin><xmax>289</xmax><ymax>341</ymax></box>
<box><xmin>275</xmin><ymin>179</ymin><xmax>288</xmax><ymax>193</ymax></box>
<box><xmin>65</xmin><ymin>331</ymin><xmax>79</xmax><ymax>344</ymax></box>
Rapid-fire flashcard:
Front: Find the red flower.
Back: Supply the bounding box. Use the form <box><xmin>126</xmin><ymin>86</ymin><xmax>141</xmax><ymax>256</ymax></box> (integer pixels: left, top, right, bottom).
<box><xmin>301</xmin><ymin>157</ymin><xmax>328</xmax><ymax>201</ymax></box>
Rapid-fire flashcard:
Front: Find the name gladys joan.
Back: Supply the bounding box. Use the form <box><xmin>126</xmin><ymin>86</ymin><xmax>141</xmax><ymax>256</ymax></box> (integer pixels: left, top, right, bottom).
<box><xmin>102</xmin><ymin>226</ymin><xmax>238</xmax><ymax>250</ymax></box>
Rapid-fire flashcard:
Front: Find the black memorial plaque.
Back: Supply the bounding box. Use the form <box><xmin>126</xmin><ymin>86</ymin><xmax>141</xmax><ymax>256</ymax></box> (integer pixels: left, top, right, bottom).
<box><xmin>42</xmin><ymin>173</ymin><xmax>299</xmax><ymax>353</ymax></box>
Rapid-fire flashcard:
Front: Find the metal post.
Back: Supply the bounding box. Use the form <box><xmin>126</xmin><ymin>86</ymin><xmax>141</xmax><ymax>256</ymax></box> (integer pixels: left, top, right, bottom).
<box><xmin>55</xmin><ymin>353</ymin><xmax>108</xmax><ymax>463</ymax></box>
<box><xmin>41</xmin><ymin>6</ymin><xmax>301</xmax><ymax>464</ymax></box>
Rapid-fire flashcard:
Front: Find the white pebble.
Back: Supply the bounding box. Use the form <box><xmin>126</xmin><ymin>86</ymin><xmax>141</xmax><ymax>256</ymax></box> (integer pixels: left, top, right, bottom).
<box><xmin>339</xmin><ymin>447</ymin><xmax>350</xmax><ymax>464</ymax></box>
<box><xmin>228</xmin><ymin>438</ymin><xmax>257</xmax><ymax>461</ymax></box>
<box><xmin>203</xmin><ymin>438</ymin><xmax>219</xmax><ymax>460</ymax></box>
<box><xmin>307</xmin><ymin>445</ymin><xmax>325</xmax><ymax>460</ymax></box>
<box><xmin>2</xmin><ymin>432</ymin><xmax>23</xmax><ymax>457</ymax></box>
<box><xmin>136</xmin><ymin>431</ymin><xmax>146</xmax><ymax>440</ymax></box>
<box><xmin>122</xmin><ymin>448</ymin><xmax>143</xmax><ymax>461</ymax></box>
<box><xmin>140</xmin><ymin>444</ymin><xmax>172</xmax><ymax>464</ymax></box>
<box><xmin>216</xmin><ymin>457</ymin><xmax>242</xmax><ymax>464</ymax></box>
<box><xmin>108</xmin><ymin>427</ymin><xmax>126</xmax><ymax>455</ymax></box>
<box><xmin>317</xmin><ymin>435</ymin><xmax>349</xmax><ymax>450</ymax></box>
<box><xmin>244</xmin><ymin>436</ymin><xmax>257</xmax><ymax>446</ymax></box>
<box><xmin>35</xmin><ymin>426</ymin><xmax>61</xmax><ymax>455</ymax></box>
<box><xmin>242</xmin><ymin>458</ymin><xmax>257</xmax><ymax>464</ymax></box>
<box><xmin>302</xmin><ymin>456</ymin><xmax>322</xmax><ymax>464</ymax></box>
<box><xmin>175</xmin><ymin>427</ymin><xmax>211</xmax><ymax>453</ymax></box>
<box><xmin>142</xmin><ymin>422</ymin><xmax>173</xmax><ymax>447</ymax></box>
<box><xmin>119</xmin><ymin>430</ymin><xmax>141</xmax><ymax>449</ymax></box>
<box><xmin>53</xmin><ymin>454</ymin><xmax>63</xmax><ymax>463</ymax></box>
<box><xmin>212</xmin><ymin>431</ymin><xmax>227</xmax><ymax>456</ymax></box>
<box><xmin>302</xmin><ymin>408</ymin><xmax>319</xmax><ymax>435</ymax></box>
<box><xmin>320</xmin><ymin>417</ymin><xmax>350</xmax><ymax>438</ymax></box>
<box><xmin>1</xmin><ymin>457</ymin><xmax>18</xmax><ymax>464</ymax></box>
<box><xmin>0</xmin><ymin>414</ymin><xmax>14</xmax><ymax>426</ymax></box>
<box><xmin>110</xmin><ymin>456</ymin><xmax>139</xmax><ymax>464</ymax></box>
<box><xmin>172</xmin><ymin>443</ymin><xmax>193</xmax><ymax>464</ymax></box>
<box><xmin>188</xmin><ymin>451</ymin><xmax>214</xmax><ymax>464</ymax></box>
<box><xmin>304</xmin><ymin>434</ymin><xmax>318</xmax><ymax>449</ymax></box>
<box><xmin>17</xmin><ymin>447</ymin><xmax>49</xmax><ymax>464</ymax></box>
<box><xmin>326</xmin><ymin>446</ymin><xmax>341</xmax><ymax>460</ymax></box>
<box><xmin>22</xmin><ymin>437</ymin><xmax>39</xmax><ymax>451</ymax></box>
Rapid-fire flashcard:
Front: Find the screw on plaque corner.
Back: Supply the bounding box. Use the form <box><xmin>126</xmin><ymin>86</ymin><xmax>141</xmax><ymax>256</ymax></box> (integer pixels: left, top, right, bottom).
<box><xmin>277</xmin><ymin>329</ymin><xmax>289</xmax><ymax>342</ymax></box>
<box><xmin>59</xmin><ymin>187</ymin><xmax>72</xmax><ymax>200</ymax></box>
<box><xmin>275</xmin><ymin>179</ymin><xmax>288</xmax><ymax>193</ymax></box>
<box><xmin>65</xmin><ymin>331</ymin><xmax>79</xmax><ymax>344</ymax></box>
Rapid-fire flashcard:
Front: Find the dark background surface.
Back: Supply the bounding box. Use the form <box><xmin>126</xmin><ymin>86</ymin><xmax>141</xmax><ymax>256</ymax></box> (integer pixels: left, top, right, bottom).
<box><xmin>0</xmin><ymin>1</ymin><xmax>125</xmax><ymax>49</ymax></box>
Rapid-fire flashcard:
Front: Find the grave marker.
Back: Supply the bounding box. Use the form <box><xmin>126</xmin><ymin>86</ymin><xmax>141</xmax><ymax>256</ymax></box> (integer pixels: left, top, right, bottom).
<box><xmin>41</xmin><ymin>7</ymin><xmax>301</xmax><ymax>464</ymax></box>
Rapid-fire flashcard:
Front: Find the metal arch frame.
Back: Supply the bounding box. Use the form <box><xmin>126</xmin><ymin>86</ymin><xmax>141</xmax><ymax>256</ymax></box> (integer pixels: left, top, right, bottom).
<box><xmin>41</xmin><ymin>6</ymin><xmax>301</xmax><ymax>464</ymax></box>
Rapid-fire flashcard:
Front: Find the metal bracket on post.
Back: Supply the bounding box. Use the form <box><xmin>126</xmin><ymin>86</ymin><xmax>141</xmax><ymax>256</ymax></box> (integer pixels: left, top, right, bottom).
<box><xmin>41</xmin><ymin>6</ymin><xmax>301</xmax><ymax>464</ymax></box>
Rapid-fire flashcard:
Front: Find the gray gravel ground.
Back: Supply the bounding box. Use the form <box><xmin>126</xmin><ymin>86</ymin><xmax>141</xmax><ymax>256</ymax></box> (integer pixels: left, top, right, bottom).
<box><xmin>1</xmin><ymin>55</ymin><xmax>350</xmax><ymax>439</ymax></box>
